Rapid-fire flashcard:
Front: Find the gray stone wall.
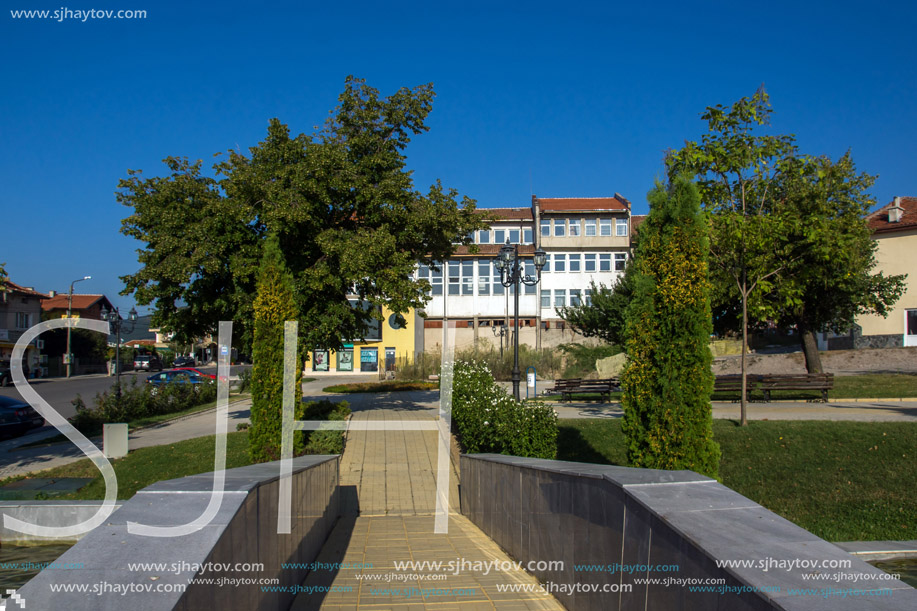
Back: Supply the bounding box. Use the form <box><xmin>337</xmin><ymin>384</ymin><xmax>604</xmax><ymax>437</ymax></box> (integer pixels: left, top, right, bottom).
<box><xmin>17</xmin><ymin>456</ymin><xmax>339</xmax><ymax>611</ymax></box>
<box><xmin>460</xmin><ymin>454</ymin><xmax>917</xmax><ymax>611</ymax></box>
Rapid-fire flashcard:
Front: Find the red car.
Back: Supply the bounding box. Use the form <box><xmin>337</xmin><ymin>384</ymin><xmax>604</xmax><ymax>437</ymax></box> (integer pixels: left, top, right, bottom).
<box><xmin>170</xmin><ymin>367</ymin><xmax>216</xmax><ymax>380</ymax></box>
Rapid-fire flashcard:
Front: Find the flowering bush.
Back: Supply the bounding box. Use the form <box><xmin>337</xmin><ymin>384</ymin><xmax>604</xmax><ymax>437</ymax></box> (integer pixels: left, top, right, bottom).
<box><xmin>451</xmin><ymin>360</ymin><xmax>557</xmax><ymax>459</ymax></box>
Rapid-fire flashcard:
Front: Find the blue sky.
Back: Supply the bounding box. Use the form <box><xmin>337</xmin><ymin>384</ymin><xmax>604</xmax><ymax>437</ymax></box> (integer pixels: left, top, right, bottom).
<box><xmin>2</xmin><ymin>0</ymin><xmax>914</xmax><ymax>314</ymax></box>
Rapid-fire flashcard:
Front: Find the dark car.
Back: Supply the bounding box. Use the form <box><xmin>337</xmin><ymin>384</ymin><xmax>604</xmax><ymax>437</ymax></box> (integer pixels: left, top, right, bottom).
<box><xmin>173</xmin><ymin>355</ymin><xmax>196</xmax><ymax>368</ymax></box>
<box><xmin>0</xmin><ymin>396</ymin><xmax>45</xmax><ymax>438</ymax></box>
<box><xmin>0</xmin><ymin>360</ymin><xmax>30</xmax><ymax>386</ymax></box>
<box><xmin>146</xmin><ymin>369</ymin><xmax>213</xmax><ymax>395</ymax></box>
<box><xmin>133</xmin><ymin>354</ymin><xmax>163</xmax><ymax>372</ymax></box>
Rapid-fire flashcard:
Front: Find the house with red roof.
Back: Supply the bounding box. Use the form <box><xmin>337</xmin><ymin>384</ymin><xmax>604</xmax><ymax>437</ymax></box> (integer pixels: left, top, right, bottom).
<box><xmin>0</xmin><ymin>279</ymin><xmax>47</xmax><ymax>376</ymax></box>
<box><xmin>41</xmin><ymin>292</ymin><xmax>115</xmax><ymax>322</ymax></box>
<box><xmin>856</xmin><ymin>196</ymin><xmax>917</xmax><ymax>347</ymax></box>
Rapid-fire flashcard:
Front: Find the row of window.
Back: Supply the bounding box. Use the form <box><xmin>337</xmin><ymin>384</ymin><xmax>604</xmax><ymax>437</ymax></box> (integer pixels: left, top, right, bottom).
<box><xmin>542</xmin><ymin>289</ymin><xmax>591</xmax><ymax>309</ymax></box>
<box><xmin>474</xmin><ymin>227</ymin><xmax>534</xmax><ymax>245</ymax></box>
<box><xmin>417</xmin><ymin>255</ymin><xmax>625</xmax><ymax>297</ymax></box>
<box><xmin>541</xmin><ymin>218</ymin><xmax>628</xmax><ymax>238</ymax></box>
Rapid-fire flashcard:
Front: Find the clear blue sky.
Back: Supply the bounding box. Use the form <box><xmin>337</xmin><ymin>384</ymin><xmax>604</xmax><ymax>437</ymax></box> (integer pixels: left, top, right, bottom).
<box><xmin>2</xmin><ymin>0</ymin><xmax>914</xmax><ymax>314</ymax></box>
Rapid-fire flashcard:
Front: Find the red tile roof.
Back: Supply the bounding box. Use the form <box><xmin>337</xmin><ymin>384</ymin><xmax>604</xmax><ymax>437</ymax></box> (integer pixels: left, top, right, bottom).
<box><xmin>867</xmin><ymin>197</ymin><xmax>917</xmax><ymax>234</ymax></box>
<box><xmin>1</xmin><ymin>281</ymin><xmax>47</xmax><ymax>299</ymax></box>
<box><xmin>41</xmin><ymin>294</ymin><xmax>108</xmax><ymax>311</ymax></box>
<box><xmin>631</xmin><ymin>215</ymin><xmax>647</xmax><ymax>233</ymax></box>
<box><xmin>476</xmin><ymin>207</ymin><xmax>532</xmax><ymax>221</ymax></box>
<box><xmin>536</xmin><ymin>195</ymin><xmax>629</xmax><ymax>213</ymax></box>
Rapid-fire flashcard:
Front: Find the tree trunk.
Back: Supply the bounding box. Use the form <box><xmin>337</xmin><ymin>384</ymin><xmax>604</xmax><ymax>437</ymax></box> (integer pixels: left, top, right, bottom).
<box><xmin>798</xmin><ymin>320</ymin><xmax>824</xmax><ymax>373</ymax></box>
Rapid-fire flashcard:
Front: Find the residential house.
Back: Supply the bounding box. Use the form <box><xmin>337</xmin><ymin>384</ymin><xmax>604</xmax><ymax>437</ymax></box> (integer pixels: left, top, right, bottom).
<box><xmin>0</xmin><ymin>280</ymin><xmax>46</xmax><ymax>375</ymax></box>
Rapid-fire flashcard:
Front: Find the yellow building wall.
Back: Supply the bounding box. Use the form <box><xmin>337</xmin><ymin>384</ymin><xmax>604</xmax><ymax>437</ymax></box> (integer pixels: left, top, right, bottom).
<box><xmin>305</xmin><ymin>306</ymin><xmax>417</xmax><ymax>374</ymax></box>
<box><xmin>857</xmin><ymin>229</ymin><xmax>916</xmax><ymax>337</ymax></box>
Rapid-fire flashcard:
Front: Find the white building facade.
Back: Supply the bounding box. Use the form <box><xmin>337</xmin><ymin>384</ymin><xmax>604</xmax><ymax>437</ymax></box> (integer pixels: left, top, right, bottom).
<box><xmin>418</xmin><ymin>195</ymin><xmax>633</xmax><ymax>353</ymax></box>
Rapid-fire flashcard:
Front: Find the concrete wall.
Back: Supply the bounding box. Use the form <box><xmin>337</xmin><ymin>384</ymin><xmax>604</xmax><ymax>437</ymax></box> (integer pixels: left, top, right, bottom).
<box><xmin>460</xmin><ymin>454</ymin><xmax>917</xmax><ymax>611</ymax></box>
<box><xmin>0</xmin><ymin>501</ymin><xmax>124</xmax><ymax>544</ymax></box>
<box><xmin>17</xmin><ymin>456</ymin><xmax>340</xmax><ymax>611</ymax></box>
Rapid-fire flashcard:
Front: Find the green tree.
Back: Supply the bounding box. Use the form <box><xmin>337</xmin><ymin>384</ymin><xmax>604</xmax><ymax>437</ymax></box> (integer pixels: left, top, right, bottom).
<box><xmin>621</xmin><ymin>177</ymin><xmax>720</xmax><ymax>479</ymax></box>
<box><xmin>119</xmin><ymin>77</ymin><xmax>485</xmax><ymax>352</ymax></box>
<box><xmin>667</xmin><ymin>88</ymin><xmax>795</xmax><ymax>425</ymax></box>
<box><xmin>250</xmin><ymin>235</ymin><xmax>302</xmax><ymax>463</ymax></box>
<box><xmin>754</xmin><ymin>153</ymin><xmax>906</xmax><ymax>371</ymax></box>
<box><xmin>557</xmin><ymin>261</ymin><xmax>635</xmax><ymax>346</ymax></box>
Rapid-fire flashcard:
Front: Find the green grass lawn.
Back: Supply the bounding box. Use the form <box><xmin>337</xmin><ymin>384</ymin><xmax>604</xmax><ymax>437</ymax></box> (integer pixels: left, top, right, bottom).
<box><xmin>0</xmin><ymin>432</ymin><xmax>254</xmax><ymax>500</ymax></box>
<box><xmin>557</xmin><ymin>418</ymin><xmax>917</xmax><ymax>542</ymax></box>
<box><xmin>322</xmin><ymin>380</ymin><xmax>438</xmax><ymax>393</ymax></box>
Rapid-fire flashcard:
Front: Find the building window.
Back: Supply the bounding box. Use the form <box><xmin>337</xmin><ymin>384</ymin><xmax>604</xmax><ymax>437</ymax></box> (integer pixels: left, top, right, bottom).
<box><xmin>599</xmin><ymin>254</ymin><xmax>611</xmax><ymax>271</ymax></box>
<box><xmin>494</xmin><ymin>229</ymin><xmax>505</xmax><ymax>244</ymax></box>
<box><xmin>540</xmin><ymin>220</ymin><xmax>550</xmax><ymax>237</ymax></box>
<box><xmin>312</xmin><ymin>349</ymin><xmax>330</xmax><ymax>372</ymax></box>
<box><xmin>585</xmin><ymin>219</ymin><xmax>596</xmax><ymax>236</ymax></box>
<box><xmin>431</xmin><ymin>266</ymin><xmax>443</xmax><ymax>295</ymax></box>
<box><xmin>509</xmin><ymin>229</ymin><xmax>520</xmax><ymax>244</ymax></box>
<box><xmin>493</xmin><ymin>263</ymin><xmax>505</xmax><ymax>295</ymax></box>
<box><xmin>569</xmin><ymin>254</ymin><xmax>581</xmax><ymax>272</ymax></box>
<box><xmin>616</xmin><ymin>218</ymin><xmax>628</xmax><ymax>236</ymax></box>
<box><xmin>337</xmin><ymin>348</ymin><xmax>354</xmax><ymax>372</ymax></box>
<box><xmin>360</xmin><ymin>347</ymin><xmax>378</xmax><ymax>372</ymax></box>
<box><xmin>462</xmin><ymin>260</ymin><xmax>474</xmax><ymax>295</ymax></box>
<box><xmin>570</xmin><ymin>289</ymin><xmax>582</xmax><ymax>306</ymax></box>
<box><xmin>554</xmin><ymin>289</ymin><xmax>566</xmax><ymax>307</ymax></box>
<box><xmin>569</xmin><ymin>220</ymin><xmax>581</xmax><ymax>237</ymax></box>
<box><xmin>554</xmin><ymin>219</ymin><xmax>566</xmax><ymax>237</ymax></box>
<box><xmin>479</xmin><ymin>230</ymin><xmax>490</xmax><ymax>244</ymax></box>
<box><xmin>585</xmin><ymin>289</ymin><xmax>592</xmax><ymax>306</ymax></box>
<box><xmin>541</xmin><ymin>290</ymin><xmax>551</xmax><ymax>309</ymax></box>
<box><xmin>524</xmin><ymin>260</ymin><xmax>536</xmax><ymax>294</ymax></box>
<box><xmin>523</xmin><ymin>228</ymin><xmax>533</xmax><ymax>244</ymax></box>
<box><xmin>585</xmin><ymin>254</ymin><xmax>596</xmax><ymax>272</ymax></box>
<box><xmin>15</xmin><ymin>313</ymin><xmax>31</xmax><ymax>329</ymax></box>
<box><xmin>478</xmin><ymin>260</ymin><xmax>491</xmax><ymax>296</ymax></box>
<box><xmin>554</xmin><ymin>254</ymin><xmax>566</xmax><ymax>272</ymax></box>
<box><xmin>448</xmin><ymin>261</ymin><xmax>460</xmax><ymax>295</ymax></box>
<box><xmin>614</xmin><ymin>253</ymin><xmax>627</xmax><ymax>271</ymax></box>
<box><xmin>599</xmin><ymin>219</ymin><xmax>612</xmax><ymax>236</ymax></box>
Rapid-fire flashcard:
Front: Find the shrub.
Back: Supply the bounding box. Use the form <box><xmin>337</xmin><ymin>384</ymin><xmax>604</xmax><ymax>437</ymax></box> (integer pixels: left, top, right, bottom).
<box><xmin>300</xmin><ymin>400</ymin><xmax>351</xmax><ymax>455</ymax></box>
<box><xmin>621</xmin><ymin>177</ymin><xmax>720</xmax><ymax>478</ymax></box>
<box><xmin>451</xmin><ymin>360</ymin><xmax>557</xmax><ymax>459</ymax></box>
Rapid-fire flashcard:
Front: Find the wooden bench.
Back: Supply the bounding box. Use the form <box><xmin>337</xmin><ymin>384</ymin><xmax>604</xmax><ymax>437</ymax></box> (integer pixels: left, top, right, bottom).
<box><xmin>713</xmin><ymin>374</ymin><xmax>763</xmax><ymax>395</ymax></box>
<box><xmin>548</xmin><ymin>378</ymin><xmax>615</xmax><ymax>402</ymax></box>
<box><xmin>759</xmin><ymin>373</ymin><xmax>834</xmax><ymax>402</ymax></box>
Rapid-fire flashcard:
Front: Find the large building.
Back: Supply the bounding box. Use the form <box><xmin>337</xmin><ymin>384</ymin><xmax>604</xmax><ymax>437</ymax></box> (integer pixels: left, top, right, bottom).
<box><xmin>419</xmin><ymin>194</ymin><xmax>633</xmax><ymax>354</ymax></box>
<box><xmin>0</xmin><ymin>280</ymin><xmax>46</xmax><ymax>376</ymax></box>
<box><xmin>854</xmin><ymin>196</ymin><xmax>917</xmax><ymax>347</ymax></box>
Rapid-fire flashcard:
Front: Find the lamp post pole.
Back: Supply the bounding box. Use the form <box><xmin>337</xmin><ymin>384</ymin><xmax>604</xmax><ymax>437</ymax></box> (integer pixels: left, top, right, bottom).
<box><xmin>496</xmin><ymin>243</ymin><xmax>546</xmax><ymax>401</ymax></box>
<box><xmin>66</xmin><ymin>275</ymin><xmax>91</xmax><ymax>378</ymax></box>
<box><xmin>101</xmin><ymin>305</ymin><xmax>137</xmax><ymax>406</ymax></box>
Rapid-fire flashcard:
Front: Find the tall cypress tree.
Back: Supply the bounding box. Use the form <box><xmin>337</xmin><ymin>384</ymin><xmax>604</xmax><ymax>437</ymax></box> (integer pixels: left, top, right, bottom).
<box><xmin>621</xmin><ymin>176</ymin><xmax>720</xmax><ymax>479</ymax></box>
<box><xmin>250</xmin><ymin>234</ymin><xmax>302</xmax><ymax>463</ymax></box>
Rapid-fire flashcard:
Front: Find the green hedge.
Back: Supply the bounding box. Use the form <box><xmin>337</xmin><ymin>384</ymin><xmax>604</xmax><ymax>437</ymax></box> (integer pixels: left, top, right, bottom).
<box><xmin>451</xmin><ymin>360</ymin><xmax>557</xmax><ymax>459</ymax></box>
<box><xmin>300</xmin><ymin>399</ymin><xmax>351</xmax><ymax>455</ymax></box>
<box><xmin>72</xmin><ymin>377</ymin><xmax>217</xmax><ymax>431</ymax></box>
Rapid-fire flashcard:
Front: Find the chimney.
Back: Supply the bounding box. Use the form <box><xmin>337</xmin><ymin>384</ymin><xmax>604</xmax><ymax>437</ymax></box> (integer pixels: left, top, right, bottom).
<box><xmin>48</xmin><ymin>290</ymin><xmax>57</xmax><ymax>298</ymax></box>
<box><xmin>888</xmin><ymin>196</ymin><xmax>904</xmax><ymax>223</ymax></box>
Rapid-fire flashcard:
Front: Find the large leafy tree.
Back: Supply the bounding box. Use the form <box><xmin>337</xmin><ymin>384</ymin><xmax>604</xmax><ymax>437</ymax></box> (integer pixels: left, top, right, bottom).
<box><xmin>621</xmin><ymin>177</ymin><xmax>720</xmax><ymax>478</ymax></box>
<box><xmin>667</xmin><ymin>88</ymin><xmax>795</xmax><ymax>425</ymax></box>
<box><xmin>119</xmin><ymin>77</ymin><xmax>485</xmax><ymax>351</ymax></box>
<box><xmin>754</xmin><ymin>153</ymin><xmax>906</xmax><ymax>372</ymax></box>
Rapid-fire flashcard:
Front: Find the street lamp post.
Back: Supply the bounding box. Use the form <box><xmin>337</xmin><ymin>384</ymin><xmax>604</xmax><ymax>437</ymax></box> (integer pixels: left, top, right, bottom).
<box><xmin>491</xmin><ymin>323</ymin><xmax>507</xmax><ymax>358</ymax></box>
<box><xmin>66</xmin><ymin>275</ymin><xmax>91</xmax><ymax>378</ymax></box>
<box><xmin>495</xmin><ymin>242</ymin><xmax>547</xmax><ymax>401</ymax></box>
<box><xmin>101</xmin><ymin>305</ymin><xmax>138</xmax><ymax>406</ymax></box>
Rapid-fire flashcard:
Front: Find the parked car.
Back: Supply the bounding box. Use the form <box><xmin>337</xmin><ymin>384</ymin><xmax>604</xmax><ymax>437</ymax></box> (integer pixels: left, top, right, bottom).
<box><xmin>133</xmin><ymin>354</ymin><xmax>163</xmax><ymax>372</ymax></box>
<box><xmin>0</xmin><ymin>396</ymin><xmax>45</xmax><ymax>438</ymax></box>
<box><xmin>0</xmin><ymin>360</ymin><xmax>30</xmax><ymax>386</ymax></box>
<box><xmin>145</xmin><ymin>369</ymin><xmax>213</xmax><ymax>394</ymax></box>
<box><xmin>173</xmin><ymin>355</ymin><xmax>196</xmax><ymax>368</ymax></box>
<box><xmin>170</xmin><ymin>367</ymin><xmax>216</xmax><ymax>380</ymax></box>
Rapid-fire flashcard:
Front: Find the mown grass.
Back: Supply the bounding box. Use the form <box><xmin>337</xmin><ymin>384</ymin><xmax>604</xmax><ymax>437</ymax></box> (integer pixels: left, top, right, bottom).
<box><xmin>322</xmin><ymin>380</ymin><xmax>438</xmax><ymax>393</ymax></box>
<box><xmin>557</xmin><ymin>418</ymin><xmax>917</xmax><ymax>542</ymax></box>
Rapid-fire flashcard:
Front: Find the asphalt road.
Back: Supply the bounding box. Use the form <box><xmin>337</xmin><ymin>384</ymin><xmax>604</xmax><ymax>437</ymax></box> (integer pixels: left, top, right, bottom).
<box><xmin>0</xmin><ymin>365</ymin><xmax>251</xmax><ymax>432</ymax></box>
